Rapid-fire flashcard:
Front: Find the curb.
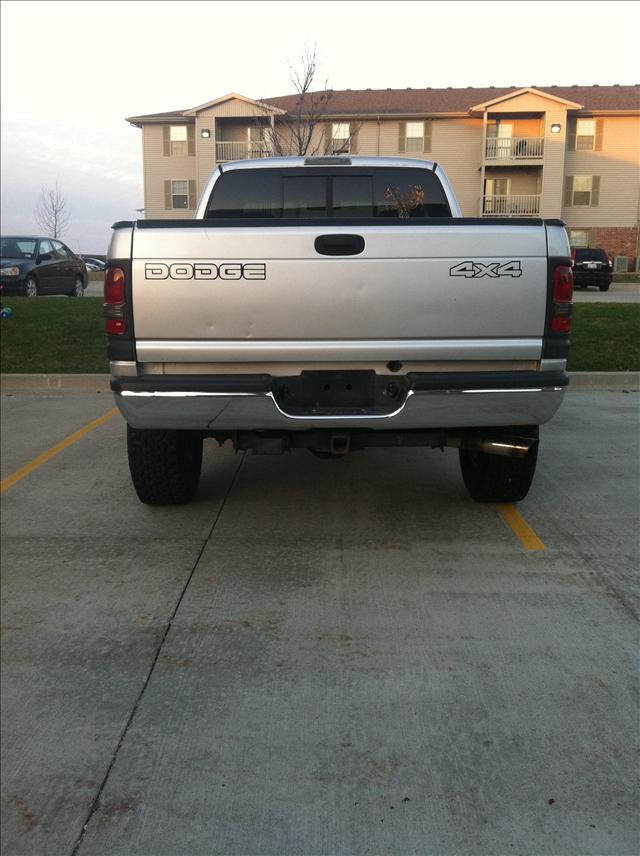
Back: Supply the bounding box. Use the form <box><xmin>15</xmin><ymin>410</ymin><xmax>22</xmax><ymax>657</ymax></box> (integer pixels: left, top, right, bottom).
<box><xmin>2</xmin><ymin>372</ymin><xmax>638</xmax><ymax>393</ymax></box>
<box><xmin>1</xmin><ymin>374</ymin><xmax>111</xmax><ymax>392</ymax></box>
<box><xmin>567</xmin><ymin>372</ymin><xmax>639</xmax><ymax>391</ymax></box>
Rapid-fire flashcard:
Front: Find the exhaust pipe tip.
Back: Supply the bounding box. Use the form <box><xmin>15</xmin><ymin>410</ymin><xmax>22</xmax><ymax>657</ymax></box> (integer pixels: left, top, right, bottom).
<box><xmin>450</xmin><ymin>435</ymin><xmax>538</xmax><ymax>458</ymax></box>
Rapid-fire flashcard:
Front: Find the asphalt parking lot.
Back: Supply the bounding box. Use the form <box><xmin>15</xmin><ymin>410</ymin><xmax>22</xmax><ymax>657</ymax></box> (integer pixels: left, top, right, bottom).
<box><xmin>1</xmin><ymin>389</ymin><xmax>639</xmax><ymax>856</ymax></box>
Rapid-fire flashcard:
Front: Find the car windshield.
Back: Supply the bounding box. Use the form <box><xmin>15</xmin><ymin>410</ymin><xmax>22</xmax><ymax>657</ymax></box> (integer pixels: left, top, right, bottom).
<box><xmin>575</xmin><ymin>249</ymin><xmax>608</xmax><ymax>262</ymax></box>
<box><xmin>0</xmin><ymin>238</ymin><xmax>37</xmax><ymax>259</ymax></box>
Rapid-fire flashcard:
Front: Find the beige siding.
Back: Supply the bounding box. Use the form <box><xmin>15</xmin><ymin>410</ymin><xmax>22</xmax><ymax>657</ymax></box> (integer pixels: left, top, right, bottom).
<box><xmin>354</xmin><ymin>120</ymin><xmax>380</xmax><ymax>155</ymax></box>
<box><xmin>431</xmin><ymin>119</ymin><xmax>484</xmax><ymax>216</ymax></box>
<box><xmin>142</xmin><ymin>125</ymin><xmax>197</xmax><ymax>219</ymax></box>
<box><xmin>538</xmin><ymin>109</ymin><xmax>569</xmax><ymax>218</ymax></box>
<box><xmin>562</xmin><ymin>116</ymin><xmax>640</xmax><ymax>226</ymax></box>
<box><xmin>195</xmin><ymin>116</ymin><xmax>216</xmax><ymax>199</ymax></box>
<box><xmin>488</xmin><ymin>93</ymin><xmax>573</xmax><ymax>113</ymax></box>
<box><xmin>197</xmin><ymin>98</ymin><xmax>275</xmax><ymax>118</ymax></box>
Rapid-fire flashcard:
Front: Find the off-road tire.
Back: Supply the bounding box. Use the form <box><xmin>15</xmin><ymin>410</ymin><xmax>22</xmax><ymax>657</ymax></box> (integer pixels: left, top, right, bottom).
<box><xmin>127</xmin><ymin>426</ymin><xmax>203</xmax><ymax>505</ymax></box>
<box><xmin>459</xmin><ymin>432</ymin><xmax>539</xmax><ymax>503</ymax></box>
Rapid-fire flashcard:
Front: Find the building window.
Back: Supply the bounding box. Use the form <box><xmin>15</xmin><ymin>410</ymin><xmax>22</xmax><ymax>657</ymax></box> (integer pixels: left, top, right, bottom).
<box><xmin>170</xmin><ymin>125</ymin><xmax>188</xmax><ymax>156</ymax></box>
<box><xmin>331</xmin><ymin>123</ymin><xmax>350</xmax><ymax>153</ymax></box>
<box><xmin>573</xmin><ymin>176</ymin><xmax>593</xmax><ymax>206</ymax></box>
<box><xmin>171</xmin><ymin>180</ymin><xmax>189</xmax><ymax>208</ymax></box>
<box><xmin>405</xmin><ymin>121</ymin><xmax>425</xmax><ymax>153</ymax></box>
<box><xmin>569</xmin><ymin>230</ymin><xmax>589</xmax><ymax>248</ymax></box>
<box><xmin>576</xmin><ymin>119</ymin><xmax>596</xmax><ymax>150</ymax></box>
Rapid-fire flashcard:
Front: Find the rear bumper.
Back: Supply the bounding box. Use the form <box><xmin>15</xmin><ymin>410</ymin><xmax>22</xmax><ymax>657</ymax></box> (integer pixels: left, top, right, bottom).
<box><xmin>112</xmin><ymin>370</ymin><xmax>568</xmax><ymax>431</ymax></box>
<box><xmin>573</xmin><ymin>269</ymin><xmax>612</xmax><ymax>286</ymax></box>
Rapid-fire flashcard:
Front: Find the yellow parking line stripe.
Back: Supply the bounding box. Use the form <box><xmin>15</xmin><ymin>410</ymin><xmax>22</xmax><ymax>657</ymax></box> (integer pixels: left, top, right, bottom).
<box><xmin>497</xmin><ymin>503</ymin><xmax>546</xmax><ymax>551</ymax></box>
<box><xmin>1</xmin><ymin>407</ymin><xmax>118</xmax><ymax>494</ymax></box>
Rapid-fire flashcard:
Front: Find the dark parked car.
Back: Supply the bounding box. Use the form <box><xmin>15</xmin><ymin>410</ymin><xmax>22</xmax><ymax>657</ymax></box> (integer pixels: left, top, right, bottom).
<box><xmin>0</xmin><ymin>236</ymin><xmax>87</xmax><ymax>297</ymax></box>
<box><xmin>571</xmin><ymin>248</ymin><xmax>613</xmax><ymax>291</ymax></box>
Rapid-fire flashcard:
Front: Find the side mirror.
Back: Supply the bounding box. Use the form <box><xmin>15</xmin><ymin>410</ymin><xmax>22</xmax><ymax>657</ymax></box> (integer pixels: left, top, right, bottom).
<box><xmin>39</xmin><ymin>252</ymin><xmax>53</xmax><ymax>262</ymax></box>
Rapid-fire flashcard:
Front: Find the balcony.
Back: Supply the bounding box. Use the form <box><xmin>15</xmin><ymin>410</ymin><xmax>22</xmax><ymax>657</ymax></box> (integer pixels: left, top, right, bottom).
<box><xmin>215</xmin><ymin>140</ymin><xmax>273</xmax><ymax>162</ymax></box>
<box><xmin>484</xmin><ymin>137</ymin><xmax>544</xmax><ymax>160</ymax></box>
<box><xmin>482</xmin><ymin>195</ymin><xmax>541</xmax><ymax>216</ymax></box>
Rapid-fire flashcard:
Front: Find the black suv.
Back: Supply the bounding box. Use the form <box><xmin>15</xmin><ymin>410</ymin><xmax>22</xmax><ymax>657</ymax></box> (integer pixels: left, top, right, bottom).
<box><xmin>571</xmin><ymin>248</ymin><xmax>613</xmax><ymax>291</ymax></box>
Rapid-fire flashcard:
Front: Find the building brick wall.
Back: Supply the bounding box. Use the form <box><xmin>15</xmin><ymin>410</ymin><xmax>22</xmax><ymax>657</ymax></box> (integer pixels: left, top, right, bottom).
<box><xmin>567</xmin><ymin>225</ymin><xmax>638</xmax><ymax>266</ymax></box>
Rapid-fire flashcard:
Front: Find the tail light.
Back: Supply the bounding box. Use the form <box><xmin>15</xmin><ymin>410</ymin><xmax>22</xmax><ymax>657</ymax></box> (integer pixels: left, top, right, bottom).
<box><xmin>104</xmin><ymin>266</ymin><xmax>126</xmax><ymax>335</ymax></box>
<box><xmin>551</xmin><ymin>265</ymin><xmax>573</xmax><ymax>333</ymax></box>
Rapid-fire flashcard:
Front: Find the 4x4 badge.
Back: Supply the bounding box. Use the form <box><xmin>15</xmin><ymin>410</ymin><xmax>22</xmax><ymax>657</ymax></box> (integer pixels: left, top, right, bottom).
<box><xmin>449</xmin><ymin>261</ymin><xmax>522</xmax><ymax>278</ymax></box>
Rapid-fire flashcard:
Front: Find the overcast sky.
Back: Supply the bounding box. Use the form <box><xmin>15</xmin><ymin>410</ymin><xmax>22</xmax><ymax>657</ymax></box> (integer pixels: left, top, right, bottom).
<box><xmin>1</xmin><ymin>0</ymin><xmax>638</xmax><ymax>252</ymax></box>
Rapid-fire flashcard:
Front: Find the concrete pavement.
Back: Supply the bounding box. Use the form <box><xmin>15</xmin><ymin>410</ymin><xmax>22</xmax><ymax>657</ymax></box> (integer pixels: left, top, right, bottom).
<box><xmin>1</xmin><ymin>390</ymin><xmax>639</xmax><ymax>855</ymax></box>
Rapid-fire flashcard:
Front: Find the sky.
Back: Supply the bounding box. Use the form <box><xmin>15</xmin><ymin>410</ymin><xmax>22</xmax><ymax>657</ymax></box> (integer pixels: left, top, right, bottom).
<box><xmin>1</xmin><ymin>0</ymin><xmax>638</xmax><ymax>252</ymax></box>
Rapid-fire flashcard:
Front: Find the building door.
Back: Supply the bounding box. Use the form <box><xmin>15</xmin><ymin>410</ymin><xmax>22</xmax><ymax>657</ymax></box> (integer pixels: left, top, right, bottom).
<box><xmin>248</xmin><ymin>125</ymin><xmax>267</xmax><ymax>157</ymax></box>
<box><xmin>496</xmin><ymin>123</ymin><xmax>513</xmax><ymax>159</ymax></box>
<box><xmin>483</xmin><ymin>178</ymin><xmax>510</xmax><ymax>214</ymax></box>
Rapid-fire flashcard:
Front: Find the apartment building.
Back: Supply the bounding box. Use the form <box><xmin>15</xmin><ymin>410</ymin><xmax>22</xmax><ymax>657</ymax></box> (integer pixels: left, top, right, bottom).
<box><xmin>126</xmin><ymin>85</ymin><xmax>640</xmax><ymax>266</ymax></box>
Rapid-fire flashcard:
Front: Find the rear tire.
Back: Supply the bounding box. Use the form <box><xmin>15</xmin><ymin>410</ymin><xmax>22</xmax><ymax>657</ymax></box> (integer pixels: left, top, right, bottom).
<box><xmin>69</xmin><ymin>277</ymin><xmax>84</xmax><ymax>297</ymax></box>
<box><xmin>127</xmin><ymin>426</ymin><xmax>203</xmax><ymax>505</ymax></box>
<box><xmin>599</xmin><ymin>283</ymin><xmax>610</xmax><ymax>292</ymax></box>
<box><xmin>459</xmin><ymin>431</ymin><xmax>539</xmax><ymax>503</ymax></box>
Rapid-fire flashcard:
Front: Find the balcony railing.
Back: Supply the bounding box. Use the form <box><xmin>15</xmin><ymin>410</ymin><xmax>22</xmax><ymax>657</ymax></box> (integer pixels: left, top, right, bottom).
<box><xmin>482</xmin><ymin>195</ymin><xmax>541</xmax><ymax>216</ymax></box>
<box><xmin>216</xmin><ymin>141</ymin><xmax>273</xmax><ymax>162</ymax></box>
<box><xmin>485</xmin><ymin>137</ymin><xmax>544</xmax><ymax>159</ymax></box>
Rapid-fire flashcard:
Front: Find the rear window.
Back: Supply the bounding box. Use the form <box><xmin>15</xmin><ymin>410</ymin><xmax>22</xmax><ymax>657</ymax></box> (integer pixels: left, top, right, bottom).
<box><xmin>574</xmin><ymin>249</ymin><xmax>608</xmax><ymax>262</ymax></box>
<box><xmin>205</xmin><ymin>167</ymin><xmax>451</xmax><ymax>220</ymax></box>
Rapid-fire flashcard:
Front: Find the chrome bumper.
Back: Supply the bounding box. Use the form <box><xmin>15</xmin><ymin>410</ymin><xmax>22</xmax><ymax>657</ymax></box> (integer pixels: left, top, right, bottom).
<box><xmin>112</xmin><ymin>379</ymin><xmax>567</xmax><ymax>431</ymax></box>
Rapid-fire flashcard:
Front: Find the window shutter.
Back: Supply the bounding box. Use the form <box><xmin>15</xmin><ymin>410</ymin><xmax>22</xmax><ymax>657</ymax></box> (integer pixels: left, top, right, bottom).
<box><xmin>595</xmin><ymin>119</ymin><xmax>604</xmax><ymax>151</ymax></box>
<box><xmin>188</xmin><ymin>180</ymin><xmax>197</xmax><ymax>209</ymax></box>
<box><xmin>590</xmin><ymin>176</ymin><xmax>600</xmax><ymax>207</ymax></box>
<box><xmin>398</xmin><ymin>121</ymin><xmax>406</xmax><ymax>153</ymax></box>
<box><xmin>164</xmin><ymin>180</ymin><xmax>172</xmax><ymax>210</ymax></box>
<box><xmin>163</xmin><ymin>126</ymin><xmax>171</xmax><ymax>157</ymax></box>
<box><xmin>187</xmin><ymin>124</ymin><xmax>195</xmax><ymax>156</ymax></box>
<box><xmin>566</xmin><ymin>117</ymin><xmax>577</xmax><ymax>151</ymax></box>
<box><xmin>563</xmin><ymin>176</ymin><xmax>574</xmax><ymax>207</ymax></box>
<box><xmin>349</xmin><ymin>122</ymin><xmax>358</xmax><ymax>154</ymax></box>
<box><xmin>423</xmin><ymin>120</ymin><xmax>432</xmax><ymax>153</ymax></box>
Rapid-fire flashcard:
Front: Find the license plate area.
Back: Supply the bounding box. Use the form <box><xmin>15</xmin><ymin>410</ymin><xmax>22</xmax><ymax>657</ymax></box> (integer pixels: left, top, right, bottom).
<box><xmin>273</xmin><ymin>371</ymin><xmax>407</xmax><ymax>416</ymax></box>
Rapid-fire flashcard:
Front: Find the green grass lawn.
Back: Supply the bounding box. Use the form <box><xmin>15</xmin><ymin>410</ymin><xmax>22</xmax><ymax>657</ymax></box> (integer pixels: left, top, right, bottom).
<box><xmin>0</xmin><ymin>297</ymin><xmax>108</xmax><ymax>373</ymax></box>
<box><xmin>567</xmin><ymin>304</ymin><xmax>640</xmax><ymax>371</ymax></box>
<box><xmin>0</xmin><ymin>297</ymin><xmax>638</xmax><ymax>374</ymax></box>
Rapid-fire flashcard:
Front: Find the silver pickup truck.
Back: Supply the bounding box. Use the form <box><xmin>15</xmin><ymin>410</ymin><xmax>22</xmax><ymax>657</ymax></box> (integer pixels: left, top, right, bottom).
<box><xmin>106</xmin><ymin>156</ymin><xmax>572</xmax><ymax>505</ymax></box>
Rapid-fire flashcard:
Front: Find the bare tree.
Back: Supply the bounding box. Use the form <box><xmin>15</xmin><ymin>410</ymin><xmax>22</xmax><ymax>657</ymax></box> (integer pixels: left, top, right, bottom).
<box><xmin>35</xmin><ymin>183</ymin><xmax>71</xmax><ymax>238</ymax></box>
<box><xmin>259</xmin><ymin>45</ymin><xmax>358</xmax><ymax>157</ymax></box>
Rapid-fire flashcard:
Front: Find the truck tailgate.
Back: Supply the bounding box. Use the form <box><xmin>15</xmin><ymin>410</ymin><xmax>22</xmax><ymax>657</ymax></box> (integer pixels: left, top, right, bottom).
<box><xmin>131</xmin><ymin>223</ymin><xmax>548</xmax><ymax>347</ymax></box>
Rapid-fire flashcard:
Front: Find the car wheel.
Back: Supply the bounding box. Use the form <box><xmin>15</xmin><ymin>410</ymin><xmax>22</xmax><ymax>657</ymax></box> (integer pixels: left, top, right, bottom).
<box><xmin>127</xmin><ymin>426</ymin><xmax>203</xmax><ymax>505</ymax></box>
<box><xmin>25</xmin><ymin>277</ymin><xmax>38</xmax><ymax>297</ymax></box>
<box><xmin>69</xmin><ymin>277</ymin><xmax>84</xmax><ymax>297</ymax></box>
<box><xmin>599</xmin><ymin>283</ymin><xmax>610</xmax><ymax>292</ymax></box>
<box><xmin>459</xmin><ymin>432</ymin><xmax>539</xmax><ymax>503</ymax></box>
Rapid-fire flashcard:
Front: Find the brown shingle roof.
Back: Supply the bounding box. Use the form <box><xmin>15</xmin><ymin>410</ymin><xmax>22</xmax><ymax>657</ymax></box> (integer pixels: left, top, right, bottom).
<box><xmin>126</xmin><ymin>86</ymin><xmax>640</xmax><ymax>124</ymax></box>
<box><xmin>126</xmin><ymin>109</ymin><xmax>188</xmax><ymax>124</ymax></box>
<box><xmin>264</xmin><ymin>85</ymin><xmax>640</xmax><ymax>115</ymax></box>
